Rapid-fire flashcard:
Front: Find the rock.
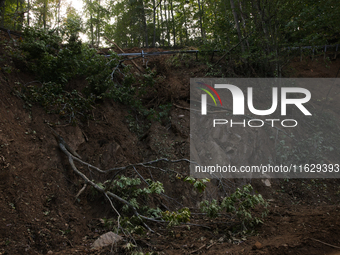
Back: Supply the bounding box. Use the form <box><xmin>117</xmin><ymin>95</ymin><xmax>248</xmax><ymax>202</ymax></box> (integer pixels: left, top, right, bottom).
<box><xmin>252</xmin><ymin>241</ymin><xmax>262</xmax><ymax>250</ymax></box>
<box><xmin>91</xmin><ymin>231</ymin><xmax>123</xmax><ymax>249</ymax></box>
<box><xmin>262</xmin><ymin>179</ymin><xmax>271</xmax><ymax>187</ymax></box>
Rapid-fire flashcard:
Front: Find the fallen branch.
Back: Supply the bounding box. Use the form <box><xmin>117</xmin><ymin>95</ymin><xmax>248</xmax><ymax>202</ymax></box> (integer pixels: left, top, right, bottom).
<box><xmin>189</xmin><ymin>244</ymin><xmax>206</xmax><ymax>254</ymax></box>
<box><xmin>173</xmin><ymin>103</ymin><xmax>190</xmax><ymax>111</ymax></box>
<box><xmin>58</xmin><ymin>141</ymin><xmax>154</xmax><ymax>232</ymax></box>
<box><xmin>75</xmin><ymin>183</ymin><xmax>87</xmax><ymax>201</ymax></box>
<box><xmin>104</xmin><ymin>36</ymin><xmax>144</xmax><ymax>73</ymax></box>
<box><xmin>104</xmin><ymin>193</ymin><xmax>138</xmax><ymax>247</ymax></box>
<box><xmin>62</xmin><ymin>145</ymin><xmax>196</xmax><ymax>174</ymax></box>
<box><xmin>50</xmin><ymin>128</ymin><xmax>202</xmax><ymax>234</ymax></box>
<box><xmin>206</xmin><ymin>241</ymin><xmax>216</xmax><ymax>249</ymax></box>
<box><xmin>309</xmin><ymin>238</ymin><xmax>340</xmax><ymax>249</ymax></box>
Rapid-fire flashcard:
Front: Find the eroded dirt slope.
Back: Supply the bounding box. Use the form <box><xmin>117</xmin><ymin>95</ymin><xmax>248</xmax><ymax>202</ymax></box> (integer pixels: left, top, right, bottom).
<box><xmin>1</xmin><ymin>31</ymin><xmax>340</xmax><ymax>255</ymax></box>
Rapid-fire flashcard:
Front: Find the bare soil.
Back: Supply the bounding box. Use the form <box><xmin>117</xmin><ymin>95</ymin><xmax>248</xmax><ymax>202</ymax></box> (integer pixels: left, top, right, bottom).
<box><xmin>1</xmin><ymin>31</ymin><xmax>340</xmax><ymax>254</ymax></box>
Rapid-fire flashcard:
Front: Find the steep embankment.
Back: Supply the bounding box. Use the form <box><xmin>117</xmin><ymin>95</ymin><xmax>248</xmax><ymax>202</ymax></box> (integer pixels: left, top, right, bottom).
<box><xmin>1</xmin><ymin>30</ymin><xmax>340</xmax><ymax>254</ymax></box>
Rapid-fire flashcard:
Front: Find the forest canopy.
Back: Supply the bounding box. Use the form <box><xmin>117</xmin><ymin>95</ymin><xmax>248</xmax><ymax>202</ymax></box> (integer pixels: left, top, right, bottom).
<box><xmin>0</xmin><ymin>0</ymin><xmax>339</xmax><ymax>50</ymax></box>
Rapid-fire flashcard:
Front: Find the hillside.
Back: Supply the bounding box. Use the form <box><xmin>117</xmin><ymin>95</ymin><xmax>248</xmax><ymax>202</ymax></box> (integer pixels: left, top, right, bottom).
<box><xmin>1</xmin><ymin>30</ymin><xmax>340</xmax><ymax>255</ymax></box>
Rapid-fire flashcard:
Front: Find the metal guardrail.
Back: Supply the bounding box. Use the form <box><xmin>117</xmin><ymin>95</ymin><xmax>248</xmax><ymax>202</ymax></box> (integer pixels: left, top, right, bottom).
<box><xmin>116</xmin><ymin>50</ymin><xmax>219</xmax><ymax>57</ymax></box>
<box><xmin>285</xmin><ymin>44</ymin><xmax>339</xmax><ymax>51</ymax></box>
<box><xmin>285</xmin><ymin>44</ymin><xmax>339</xmax><ymax>56</ymax></box>
<box><xmin>112</xmin><ymin>44</ymin><xmax>339</xmax><ymax>58</ymax></box>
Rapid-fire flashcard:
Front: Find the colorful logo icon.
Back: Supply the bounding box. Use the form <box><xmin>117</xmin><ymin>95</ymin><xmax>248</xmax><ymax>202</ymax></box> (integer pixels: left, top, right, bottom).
<box><xmin>196</xmin><ymin>82</ymin><xmax>222</xmax><ymax>106</ymax></box>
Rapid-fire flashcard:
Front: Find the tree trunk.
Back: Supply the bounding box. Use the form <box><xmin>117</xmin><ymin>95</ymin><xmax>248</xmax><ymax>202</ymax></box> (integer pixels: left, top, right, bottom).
<box><xmin>14</xmin><ymin>0</ymin><xmax>19</xmax><ymax>29</ymax></box>
<box><xmin>90</xmin><ymin>14</ymin><xmax>94</xmax><ymax>46</ymax></box>
<box><xmin>223</xmin><ymin>0</ymin><xmax>230</xmax><ymax>45</ymax></box>
<box><xmin>27</xmin><ymin>0</ymin><xmax>30</xmax><ymax>26</ymax></box>
<box><xmin>140</xmin><ymin>0</ymin><xmax>148</xmax><ymax>47</ymax></box>
<box><xmin>19</xmin><ymin>0</ymin><xmax>24</xmax><ymax>29</ymax></box>
<box><xmin>57</xmin><ymin>0</ymin><xmax>61</xmax><ymax>31</ymax></box>
<box><xmin>0</xmin><ymin>0</ymin><xmax>5</xmax><ymax>27</ymax></box>
<box><xmin>183</xmin><ymin>4</ymin><xmax>188</xmax><ymax>44</ymax></box>
<box><xmin>256</xmin><ymin>0</ymin><xmax>270</xmax><ymax>53</ymax></box>
<box><xmin>96</xmin><ymin>0</ymin><xmax>100</xmax><ymax>47</ymax></box>
<box><xmin>197</xmin><ymin>0</ymin><xmax>205</xmax><ymax>40</ymax></box>
<box><xmin>159</xmin><ymin>0</ymin><xmax>164</xmax><ymax>46</ymax></box>
<box><xmin>152</xmin><ymin>0</ymin><xmax>156</xmax><ymax>47</ymax></box>
<box><xmin>43</xmin><ymin>0</ymin><xmax>46</xmax><ymax>29</ymax></box>
<box><xmin>170</xmin><ymin>0</ymin><xmax>175</xmax><ymax>47</ymax></box>
<box><xmin>230</xmin><ymin>0</ymin><xmax>244</xmax><ymax>53</ymax></box>
<box><xmin>164</xmin><ymin>0</ymin><xmax>170</xmax><ymax>46</ymax></box>
<box><xmin>239</xmin><ymin>0</ymin><xmax>249</xmax><ymax>50</ymax></box>
<box><xmin>167</xmin><ymin>1</ymin><xmax>171</xmax><ymax>45</ymax></box>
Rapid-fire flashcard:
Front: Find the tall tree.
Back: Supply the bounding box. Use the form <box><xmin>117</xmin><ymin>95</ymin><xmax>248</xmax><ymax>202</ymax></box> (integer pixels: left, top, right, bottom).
<box><xmin>140</xmin><ymin>0</ymin><xmax>148</xmax><ymax>47</ymax></box>
<box><xmin>84</xmin><ymin>0</ymin><xmax>108</xmax><ymax>47</ymax></box>
<box><xmin>159</xmin><ymin>0</ymin><xmax>164</xmax><ymax>46</ymax></box>
<box><xmin>152</xmin><ymin>0</ymin><xmax>161</xmax><ymax>47</ymax></box>
<box><xmin>0</xmin><ymin>0</ymin><xmax>6</xmax><ymax>26</ymax></box>
<box><xmin>197</xmin><ymin>0</ymin><xmax>204</xmax><ymax>40</ymax></box>
<box><xmin>27</xmin><ymin>0</ymin><xmax>30</xmax><ymax>26</ymax></box>
<box><xmin>230</xmin><ymin>0</ymin><xmax>244</xmax><ymax>52</ymax></box>
<box><xmin>163</xmin><ymin>0</ymin><xmax>170</xmax><ymax>46</ymax></box>
<box><xmin>169</xmin><ymin>0</ymin><xmax>175</xmax><ymax>46</ymax></box>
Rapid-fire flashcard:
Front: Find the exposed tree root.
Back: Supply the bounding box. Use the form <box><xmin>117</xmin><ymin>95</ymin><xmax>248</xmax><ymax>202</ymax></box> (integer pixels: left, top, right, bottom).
<box><xmin>50</xmin><ymin>127</ymin><xmax>213</xmax><ymax>236</ymax></box>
